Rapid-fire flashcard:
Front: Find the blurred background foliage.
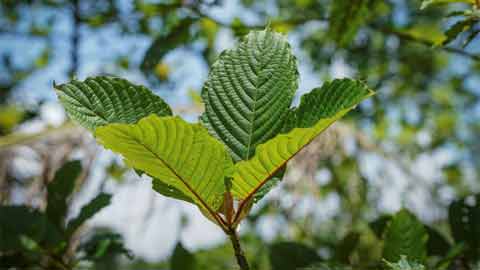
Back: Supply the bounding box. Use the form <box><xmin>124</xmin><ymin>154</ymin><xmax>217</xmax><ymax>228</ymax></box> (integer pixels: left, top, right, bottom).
<box><xmin>0</xmin><ymin>0</ymin><xmax>480</xmax><ymax>269</ymax></box>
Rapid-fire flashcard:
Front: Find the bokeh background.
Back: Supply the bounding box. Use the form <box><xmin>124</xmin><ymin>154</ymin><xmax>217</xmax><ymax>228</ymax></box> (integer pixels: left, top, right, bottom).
<box><xmin>1</xmin><ymin>0</ymin><xmax>479</xmax><ymax>269</ymax></box>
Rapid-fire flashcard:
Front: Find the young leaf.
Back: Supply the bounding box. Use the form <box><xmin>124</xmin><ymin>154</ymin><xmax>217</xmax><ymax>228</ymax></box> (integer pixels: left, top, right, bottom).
<box><xmin>66</xmin><ymin>193</ymin><xmax>111</xmax><ymax>236</ymax></box>
<box><xmin>231</xmin><ymin>79</ymin><xmax>373</xmax><ymax>203</ymax></box>
<box><xmin>46</xmin><ymin>160</ymin><xmax>82</xmax><ymax>230</ymax></box>
<box><xmin>448</xmin><ymin>193</ymin><xmax>480</xmax><ymax>259</ymax></box>
<box><xmin>201</xmin><ymin>29</ymin><xmax>299</xmax><ymax>162</ymax></box>
<box><xmin>55</xmin><ymin>76</ymin><xmax>172</xmax><ymax>131</ymax></box>
<box><xmin>382</xmin><ymin>209</ymin><xmax>428</xmax><ymax>263</ymax></box>
<box><xmin>95</xmin><ymin>115</ymin><xmax>234</xmax><ymax>223</ymax></box>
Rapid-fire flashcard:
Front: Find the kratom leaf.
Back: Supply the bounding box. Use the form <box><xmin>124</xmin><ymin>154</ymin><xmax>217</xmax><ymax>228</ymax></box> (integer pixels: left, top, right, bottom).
<box><xmin>231</xmin><ymin>79</ymin><xmax>373</xmax><ymax>201</ymax></box>
<box><xmin>55</xmin><ymin>76</ymin><xmax>172</xmax><ymax>131</ymax></box>
<box><xmin>382</xmin><ymin>209</ymin><xmax>428</xmax><ymax>263</ymax></box>
<box><xmin>201</xmin><ymin>29</ymin><xmax>299</xmax><ymax>162</ymax></box>
<box><xmin>95</xmin><ymin>115</ymin><xmax>234</xmax><ymax>217</ymax></box>
<box><xmin>66</xmin><ymin>193</ymin><xmax>111</xmax><ymax>236</ymax></box>
<box><xmin>448</xmin><ymin>193</ymin><xmax>480</xmax><ymax>259</ymax></box>
<box><xmin>46</xmin><ymin>160</ymin><xmax>82</xmax><ymax>230</ymax></box>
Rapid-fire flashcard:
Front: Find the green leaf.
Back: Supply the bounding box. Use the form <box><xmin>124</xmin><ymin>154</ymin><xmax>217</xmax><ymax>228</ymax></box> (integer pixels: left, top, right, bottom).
<box><xmin>46</xmin><ymin>160</ymin><xmax>82</xmax><ymax>230</ymax></box>
<box><xmin>201</xmin><ymin>29</ymin><xmax>299</xmax><ymax>162</ymax></box>
<box><xmin>384</xmin><ymin>255</ymin><xmax>425</xmax><ymax>270</ymax></box>
<box><xmin>269</xmin><ymin>242</ymin><xmax>321</xmax><ymax>270</ymax></box>
<box><xmin>425</xmin><ymin>226</ymin><xmax>451</xmax><ymax>256</ymax></box>
<box><xmin>421</xmin><ymin>0</ymin><xmax>474</xmax><ymax>10</ymax></box>
<box><xmin>328</xmin><ymin>0</ymin><xmax>371</xmax><ymax>47</ymax></box>
<box><xmin>55</xmin><ymin>76</ymin><xmax>172</xmax><ymax>131</ymax></box>
<box><xmin>0</xmin><ymin>206</ymin><xmax>62</xmax><ymax>251</ymax></box>
<box><xmin>441</xmin><ymin>18</ymin><xmax>475</xmax><ymax>46</ymax></box>
<box><xmin>141</xmin><ymin>18</ymin><xmax>195</xmax><ymax>79</ymax></box>
<box><xmin>95</xmin><ymin>115</ymin><xmax>234</xmax><ymax>219</ymax></box>
<box><xmin>80</xmin><ymin>231</ymin><xmax>133</xmax><ymax>260</ymax></box>
<box><xmin>231</xmin><ymin>79</ymin><xmax>373</xmax><ymax>202</ymax></box>
<box><xmin>448</xmin><ymin>193</ymin><xmax>480</xmax><ymax>259</ymax></box>
<box><xmin>369</xmin><ymin>214</ymin><xmax>392</xmax><ymax>238</ymax></box>
<box><xmin>66</xmin><ymin>193</ymin><xmax>111</xmax><ymax>236</ymax></box>
<box><xmin>335</xmin><ymin>231</ymin><xmax>360</xmax><ymax>263</ymax></box>
<box><xmin>382</xmin><ymin>209</ymin><xmax>428</xmax><ymax>263</ymax></box>
<box><xmin>170</xmin><ymin>242</ymin><xmax>197</xmax><ymax>270</ymax></box>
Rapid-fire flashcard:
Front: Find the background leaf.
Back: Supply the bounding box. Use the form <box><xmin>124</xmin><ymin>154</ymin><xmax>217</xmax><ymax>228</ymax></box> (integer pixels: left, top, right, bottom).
<box><xmin>382</xmin><ymin>209</ymin><xmax>428</xmax><ymax>263</ymax></box>
<box><xmin>66</xmin><ymin>193</ymin><xmax>111</xmax><ymax>236</ymax></box>
<box><xmin>448</xmin><ymin>193</ymin><xmax>480</xmax><ymax>259</ymax></box>
<box><xmin>269</xmin><ymin>242</ymin><xmax>322</xmax><ymax>270</ymax></box>
<box><xmin>46</xmin><ymin>160</ymin><xmax>82</xmax><ymax>230</ymax></box>
<box><xmin>170</xmin><ymin>242</ymin><xmax>196</xmax><ymax>270</ymax></box>
<box><xmin>0</xmin><ymin>206</ymin><xmax>62</xmax><ymax>251</ymax></box>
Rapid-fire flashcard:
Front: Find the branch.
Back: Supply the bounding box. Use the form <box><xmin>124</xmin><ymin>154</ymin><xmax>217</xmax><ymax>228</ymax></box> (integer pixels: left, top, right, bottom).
<box><xmin>0</xmin><ymin>122</ymin><xmax>80</xmax><ymax>151</ymax></box>
<box><xmin>228</xmin><ymin>229</ymin><xmax>250</xmax><ymax>270</ymax></box>
<box><xmin>374</xmin><ymin>26</ymin><xmax>480</xmax><ymax>61</ymax></box>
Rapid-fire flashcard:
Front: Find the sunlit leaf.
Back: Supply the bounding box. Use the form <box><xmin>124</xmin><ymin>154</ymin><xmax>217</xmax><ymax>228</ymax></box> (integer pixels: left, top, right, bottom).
<box><xmin>95</xmin><ymin>115</ymin><xmax>234</xmax><ymax>222</ymax></box>
<box><xmin>231</xmin><ymin>79</ymin><xmax>373</xmax><ymax>204</ymax></box>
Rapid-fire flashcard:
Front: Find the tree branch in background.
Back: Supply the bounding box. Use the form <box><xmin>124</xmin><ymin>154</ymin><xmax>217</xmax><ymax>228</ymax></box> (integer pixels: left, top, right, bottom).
<box><xmin>374</xmin><ymin>26</ymin><xmax>480</xmax><ymax>61</ymax></box>
<box><xmin>69</xmin><ymin>0</ymin><xmax>80</xmax><ymax>78</ymax></box>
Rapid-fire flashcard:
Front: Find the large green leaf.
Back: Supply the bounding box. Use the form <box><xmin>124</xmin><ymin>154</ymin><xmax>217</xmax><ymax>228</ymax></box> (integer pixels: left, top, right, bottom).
<box><xmin>382</xmin><ymin>209</ymin><xmax>428</xmax><ymax>263</ymax></box>
<box><xmin>66</xmin><ymin>193</ymin><xmax>111</xmax><ymax>236</ymax></box>
<box><xmin>46</xmin><ymin>160</ymin><xmax>82</xmax><ymax>230</ymax></box>
<box><xmin>55</xmin><ymin>76</ymin><xmax>172</xmax><ymax>131</ymax></box>
<box><xmin>201</xmin><ymin>29</ymin><xmax>299</xmax><ymax>162</ymax></box>
<box><xmin>95</xmin><ymin>115</ymin><xmax>234</xmax><ymax>218</ymax></box>
<box><xmin>231</xmin><ymin>79</ymin><xmax>373</xmax><ymax>202</ymax></box>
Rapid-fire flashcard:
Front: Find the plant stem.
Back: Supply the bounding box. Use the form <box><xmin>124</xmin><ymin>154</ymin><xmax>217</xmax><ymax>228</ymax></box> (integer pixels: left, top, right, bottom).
<box><xmin>228</xmin><ymin>229</ymin><xmax>250</xmax><ymax>270</ymax></box>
